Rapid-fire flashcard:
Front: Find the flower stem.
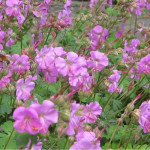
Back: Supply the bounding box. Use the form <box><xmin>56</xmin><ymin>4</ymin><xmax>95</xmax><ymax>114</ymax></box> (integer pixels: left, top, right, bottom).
<box><xmin>4</xmin><ymin>128</ymin><xmax>14</xmax><ymax>150</ymax></box>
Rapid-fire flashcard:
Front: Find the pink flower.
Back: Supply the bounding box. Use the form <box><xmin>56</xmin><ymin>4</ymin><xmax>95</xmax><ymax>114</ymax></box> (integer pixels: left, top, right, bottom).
<box><xmin>66</xmin><ymin>102</ymin><xmax>84</xmax><ymax>135</ymax></box>
<box><xmin>83</xmin><ymin>102</ymin><xmax>102</xmax><ymax>123</ymax></box>
<box><xmin>43</xmin><ymin>65</ymin><xmax>58</xmax><ymax>83</ymax></box>
<box><xmin>13</xmin><ymin>107</ymin><xmax>42</xmax><ymax>134</ymax></box>
<box><xmin>115</xmin><ymin>24</ymin><xmax>125</xmax><ymax>38</ymax></box>
<box><xmin>70</xmin><ymin>132</ymin><xmax>101</xmax><ymax>150</ymax></box>
<box><xmin>35</xmin><ymin>46</ymin><xmax>55</xmax><ymax>70</ymax></box>
<box><xmin>137</xmin><ymin>54</ymin><xmax>150</xmax><ymax>74</ymax></box>
<box><xmin>0</xmin><ymin>30</ymin><xmax>5</xmax><ymax>43</ymax></box>
<box><xmin>10</xmin><ymin>54</ymin><xmax>30</xmax><ymax>74</ymax></box>
<box><xmin>16</xmin><ymin>76</ymin><xmax>35</xmax><ymax>100</ymax></box>
<box><xmin>58</xmin><ymin>9</ymin><xmax>72</xmax><ymax>27</ymax></box>
<box><xmin>6</xmin><ymin>0</ymin><xmax>25</xmax><ymax>24</ymax></box>
<box><xmin>89</xmin><ymin>0</ymin><xmax>98</xmax><ymax>8</ymax></box>
<box><xmin>108</xmin><ymin>70</ymin><xmax>121</xmax><ymax>93</ymax></box>
<box><xmin>139</xmin><ymin>100</ymin><xmax>150</xmax><ymax>133</ymax></box>
<box><xmin>0</xmin><ymin>71</ymin><xmax>12</xmax><ymax>89</ymax></box>
<box><xmin>64</xmin><ymin>0</ymin><xmax>72</xmax><ymax>10</ymax></box>
<box><xmin>88</xmin><ymin>25</ymin><xmax>109</xmax><ymax>50</ymax></box>
<box><xmin>30</xmin><ymin>100</ymin><xmax>58</xmax><ymax>134</ymax></box>
<box><xmin>87</xmin><ymin>51</ymin><xmax>109</xmax><ymax>71</ymax></box>
<box><xmin>55</xmin><ymin>52</ymin><xmax>79</xmax><ymax>76</ymax></box>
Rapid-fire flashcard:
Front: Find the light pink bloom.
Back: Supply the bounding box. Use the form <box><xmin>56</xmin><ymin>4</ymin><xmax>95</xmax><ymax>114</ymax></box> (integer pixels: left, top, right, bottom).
<box><xmin>137</xmin><ymin>54</ymin><xmax>150</xmax><ymax>74</ymax></box>
<box><xmin>108</xmin><ymin>70</ymin><xmax>121</xmax><ymax>93</ymax></box>
<box><xmin>88</xmin><ymin>25</ymin><xmax>109</xmax><ymax>50</ymax></box>
<box><xmin>35</xmin><ymin>46</ymin><xmax>55</xmax><ymax>70</ymax></box>
<box><xmin>0</xmin><ymin>71</ymin><xmax>12</xmax><ymax>89</ymax></box>
<box><xmin>30</xmin><ymin>100</ymin><xmax>58</xmax><ymax>134</ymax></box>
<box><xmin>10</xmin><ymin>54</ymin><xmax>30</xmax><ymax>74</ymax></box>
<box><xmin>139</xmin><ymin>100</ymin><xmax>150</xmax><ymax>133</ymax></box>
<box><xmin>83</xmin><ymin>102</ymin><xmax>102</xmax><ymax>123</ymax></box>
<box><xmin>70</xmin><ymin>132</ymin><xmax>101</xmax><ymax>150</ymax></box>
<box><xmin>16</xmin><ymin>76</ymin><xmax>35</xmax><ymax>100</ymax></box>
<box><xmin>115</xmin><ymin>24</ymin><xmax>125</xmax><ymax>38</ymax></box>
<box><xmin>58</xmin><ymin>9</ymin><xmax>72</xmax><ymax>27</ymax></box>
<box><xmin>13</xmin><ymin>107</ymin><xmax>42</xmax><ymax>134</ymax></box>
<box><xmin>87</xmin><ymin>51</ymin><xmax>109</xmax><ymax>71</ymax></box>
<box><xmin>6</xmin><ymin>0</ymin><xmax>25</xmax><ymax>24</ymax></box>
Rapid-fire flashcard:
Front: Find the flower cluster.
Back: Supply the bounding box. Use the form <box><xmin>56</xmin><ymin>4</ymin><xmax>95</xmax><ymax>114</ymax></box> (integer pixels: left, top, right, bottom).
<box><xmin>70</xmin><ymin>131</ymin><xmax>101</xmax><ymax>150</ymax></box>
<box><xmin>13</xmin><ymin>100</ymin><xmax>58</xmax><ymax>134</ymax></box>
<box><xmin>58</xmin><ymin>0</ymin><xmax>72</xmax><ymax>27</ymax></box>
<box><xmin>35</xmin><ymin>46</ymin><xmax>108</xmax><ymax>91</ymax></box>
<box><xmin>66</xmin><ymin>101</ymin><xmax>102</xmax><ymax>135</ymax></box>
<box><xmin>123</xmin><ymin>39</ymin><xmax>140</xmax><ymax>63</ymax></box>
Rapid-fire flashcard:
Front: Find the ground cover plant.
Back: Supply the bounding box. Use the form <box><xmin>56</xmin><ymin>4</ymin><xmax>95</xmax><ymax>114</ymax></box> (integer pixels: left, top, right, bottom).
<box><xmin>0</xmin><ymin>0</ymin><xmax>150</xmax><ymax>149</ymax></box>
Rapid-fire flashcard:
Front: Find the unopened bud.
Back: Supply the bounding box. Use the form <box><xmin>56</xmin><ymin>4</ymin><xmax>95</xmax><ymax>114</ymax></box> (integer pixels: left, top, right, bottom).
<box><xmin>15</xmin><ymin>100</ymin><xmax>23</xmax><ymax>106</ymax></box>
<box><xmin>132</xmin><ymin>109</ymin><xmax>140</xmax><ymax>119</ymax></box>
<box><xmin>0</xmin><ymin>69</ymin><xmax>9</xmax><ymax>77</ymax></box>
<box><xmin>8</xmin><ymin>84</ymin><xmax>15</xmax><ymax>94</ymax></box>
<box><xmin>68</xmin><ymin>136</ymin><xmax>74</xmax><ymax>142</ymax></box>
<box><xmin>61</xmin><ymin>109</ymin><xmax>71</xmax><ymax>122</ymax></box>
<box><xmin>57</xmin><ymin>125</ymin><xmax>66</xmax><ymax>138</ymax></box>
<box><xmin>127</xmin><ymin>103</ymin><xmax>134</xmax><ymax>111</ymax></box>
<box><xmin>83</xmin><ymin>125</ymin><xmax>92</xmax><ymax>131</ymax></box>
<box><xmin>54</xmin><ymin>95</ymin><xmax>65</xmax><ymax>107</ymax></box>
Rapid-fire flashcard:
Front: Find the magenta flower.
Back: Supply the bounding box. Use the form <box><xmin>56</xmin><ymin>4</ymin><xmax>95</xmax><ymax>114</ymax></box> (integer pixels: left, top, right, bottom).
<box><xmin>35</xmin><ymin>46</ymin><xmax>55</xmax><ymax>70</ymax></box>
<box><xmin>6</xmin><ymin>0</ymin><xmax>25</xmax><ymax>24</ymax></box>
<box><xmin>139</xmin><ymin>100</ymin><xmax>150</xmax><ymax>133</ymax></box>
<box><xmin>115</xmin><ymin>24</ymin><xmax>125</xmax><ymax>38</ymax></box>
<box><xmin>87</xmin><ymin>51</ymin><xmax>108</xmax><ymax>71</ymax></box>
<box><xmin>55</xmin><ymin>52</ymin><xmax>79</xmax><ymax>76</ymax></box>
<box><xmin>125</xmin><ymin>39</ymin><xmax>140</xmax><ymax>55</ymax></box>
<box><xmin>13</xmin><ymin>107</ymin><xmax>42</xmax><ymax>134</ymax></box>
<box><xmin>43</xmin><ymin>65</ymin><xmax>58</xmax><ymax>83</ymax></box>
<box><xmin>64</xmin><ymin>0</ymin><xmax>72</xmax><ymax>10</ymax></box>
<box><xmin>70</xmin><ymin>131</ymin><xmax>101</xmax><ymax>150</ymax></box>
<box><xmin>10</xmin><ymin>54</ymin><xmax>30</xmax><ymax>74</ymax></box>
<box><xmin>58</xmin><ymin>9</ymin><xmax>72</xmax><ymax>27</ymax></box>
<box><xmin>0</xmin><ymin>30</ymin><xmax>5</xmax><ymax>43</ymax></box>
<box><xmin>0</xmin><ymin>71</ymin><xmax>12</xmax><ymax>89</ymax></box>
<box><xmin>16</xmin><ymin>76</ymin><xmax>35</xmax><ymax>100</ymax></box>
<box><xmin>89</xmin><ymin>0</ymin><xmax>98</xmax><ymax>8</ymax></box>
<box><xmin>137</xmin><ymin>54</ymin><xmax>150</xmax><ymax>74</ymax></box>
<box><xmin>83</xmin><ymin>102</ymin><xmax>102</xmax><ymax>123</ymax></box>
<box><xmin>66</xmin><ymin>102</ymin><xmax>84</xmax><ymax>135</ymax></box>
<box><xmin>88</xmin><ymin>25</ymin><xmax>109</xmax><ymax>50</ymax></box>
<box><xmin>108</xmin><ymin>70</ymin><xmax>121</xmax><ymax>93</ymax></box>
<box><xmin>30</xmin><ymin>100</ymin><xmax>58</xmax><ymax>134</ymax></box>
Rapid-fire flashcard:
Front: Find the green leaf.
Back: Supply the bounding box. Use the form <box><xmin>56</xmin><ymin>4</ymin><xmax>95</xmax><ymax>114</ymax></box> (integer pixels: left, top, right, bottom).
<box><xmin>106</xmin><ymin>8</ymin><xmax>118</xmax><ymax>16</ymax></box>
<box><xmin>0</xmin><ymin>104</ymin><xmax>13</xmax><ymax>115</ymax></box>
<box><xmin>15</xmin><ymin>132</ymin><xmax>37</xmax><ymax>147</ymax></box>
<box><xmin>0</xmin><ymin>121</ymin><xmax>17</xmax><ymax>149</ymax></box>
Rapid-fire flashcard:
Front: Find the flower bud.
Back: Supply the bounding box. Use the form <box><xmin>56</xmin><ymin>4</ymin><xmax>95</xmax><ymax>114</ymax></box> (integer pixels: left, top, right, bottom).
<box><xmin>15</xmin><ymin>100</ymin><xmax>23</xmax><ymax>106</ymax></box>
<box><xmin>0</xmin><ymin>69</ymin><xmax>9</xmax><ymax>77</ymax></box>
<box><xmin>132</xmin><ymin>109</ymin><xmax>140</xmax><ymax>119</ymax></box>
<box><xmin>8</xmin><ymin>84</ymin><xmax>15</xmax><ymax>94</ymax></box>
<box><xmin>54</xmin><ymin>95</ymin><xmax>66</xmax><ymax>107</ymax></box>
<box><xmin>68</xmin><ymin>136</ymin><xmax>74</xmax><ymax>142</ymax></box>
<box><xmin>31</xmin><ymin>62</ymin><xmax>37</xmax><ymax>73</ymax></box>
<box><xmin>127</xmin><ymin>103</ymin><xmax>134</xmax><ymax>111</ymax></box>
<box><xmin>83</xmin><ymin>125</ymin><xmax>92</xmax><ymax>131</ymax></box>
<box><xmin>61</xmin><ymin>109</ymin><xmax>71</xmax><ymax>122</ymax></box>
<box><xmin>57</xmin><ymin>125</ymin><xmax>66</xmax><ymax>138</ymax></box>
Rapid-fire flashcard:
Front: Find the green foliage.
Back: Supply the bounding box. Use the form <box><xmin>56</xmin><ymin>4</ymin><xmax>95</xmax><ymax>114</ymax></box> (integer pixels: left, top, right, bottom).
<box><xmin>15</xmin><ymin>133</ymin><xmax>37</xmax><ymax>147</ymax></box>
<box><xmin>0</xmin><ymin>121</ymin><xmax>17</xmax><ymax>149</ymax></box>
